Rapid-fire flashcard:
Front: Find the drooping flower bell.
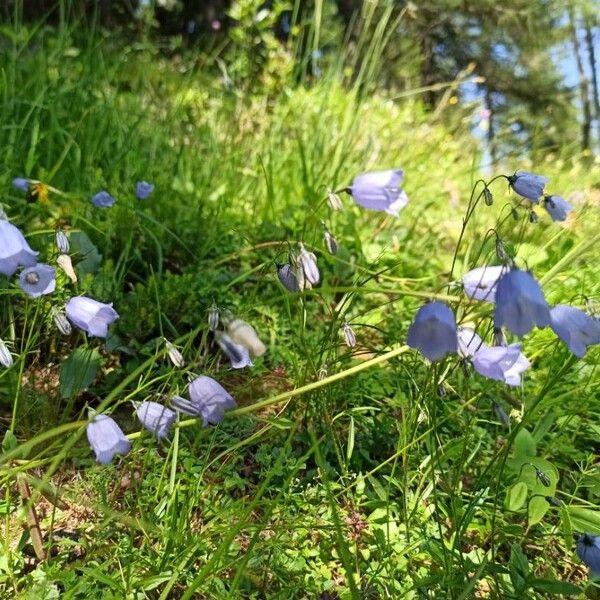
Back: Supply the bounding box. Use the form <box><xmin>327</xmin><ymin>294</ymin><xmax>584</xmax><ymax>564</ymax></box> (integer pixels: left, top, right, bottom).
<box><xmin>55</xmin><ymin>229</ymin><xmax>70</xmax><ymax>253</ymax></box>
<box><xmin>471</xmin><ymin>343</ymin><xmax>530</xmax><ymax>387</ymax></box>
<box><xmin>0</xmin><ymin>339</ymin><xmax>13</xmax><ymax>368</ymax></box>
<box><xmin>349</xmin><ymin>169</ymin><xmax>409</xmax><ymax>217</ymax></box>
<box><xmin>19</xmin><ymin>264</ymin><xmax>56</xmax><ymax>298</ymax></box>
<box><xmin>65</xmin><ymin>296</ymin><xmax>119</xmax><ymax>338</ymax></box>
<box><xmin>298</xmin><ymin>243</ymin><xmax>320</xmax><ymax>286</ymax></box>
<box><xmin>91</xmin><ymin>190</ymin><xmax>116</xmax><ymax>208</ymax></box>
<box><xmin>493</xmin><ymin>269</ymin><xmax>550</xmax><ymax>337</ymax></box>
<box><xmin>508</xmin><ymin>171</ymin><xmax>548</xmax><ymax>202</ymax></box>
<box><xmin>86</xmin><ymin>411</ymin><xmax>131</xmax><ymax>464</ymax></box>
<box><xmin>407</xmin><ymin>302</ymin><xmax>458</xmax><ymax>362</ymax></box>
<box><xmin>543</xmin><ymin>195</ymin><xmax>572</xmax><ymax>222</ymax></box>
<box><xmin>226</xmin><ymin>318</ymin><xmax>266</xmax><ymax>357</ymax></box>
<box><xmin>134</xmin><ymin>401</ymin><xmax>176</xmax><ymax>439</ymax></box>
<box><xmin>135</xmin><ymin>181</ymin><xmax>154</xmax><ymax>200</ymax></box>
<box><xmin>214</xmin><ymin>331</ymin><xmax>253</xmax><ymax>368</ymax></box>
<box><xmin>12</xmin><ymin>177</ymin><xmax>30</xmax><ymax>192</ymax></box>
<box><xmin>462</xmin><ymin>265</ymin><xmax>506</xmax><ymax>302</ymax></box>
<box><xmin>323</xmin><ymin>228</ymin><xmax>338</xmax><ymax>255</ymax></box>
<box><xmin>0</xmin><ymin>220</ymin><xmax>38</xmax><ymax>276</ymax></box>
<box><xmin>576</xmin><ymin>534</ymin><xmax>600</xmax><ymax>578</ymax></box>
<box><xmin>171</xmin><ymin>375</ymin><xmax>236</xmax><ymax>426</ymax></box>
<box><xmin>277</xmin><ymin>263</ymin><xmax>299</xmax><ymax>292</ymax></box>
<box><xmin>549</xmin><ymin>305</ymin><xmax>600</xmax><ymax>358</ymax></box>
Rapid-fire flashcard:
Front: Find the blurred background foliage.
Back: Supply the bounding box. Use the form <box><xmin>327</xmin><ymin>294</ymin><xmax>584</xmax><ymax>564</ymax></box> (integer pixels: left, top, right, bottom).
<box><xmin>2</xmin><ymin>0</ymin><xmax>599</xmax><ymax>163</ymax></box>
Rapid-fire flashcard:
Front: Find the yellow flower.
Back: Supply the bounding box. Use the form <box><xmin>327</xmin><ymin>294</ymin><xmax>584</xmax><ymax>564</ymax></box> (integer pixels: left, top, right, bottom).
<box><xmin>26</xmin><ymin>182</ymin><xmax>49</xmax><ymax>204</ymax></box>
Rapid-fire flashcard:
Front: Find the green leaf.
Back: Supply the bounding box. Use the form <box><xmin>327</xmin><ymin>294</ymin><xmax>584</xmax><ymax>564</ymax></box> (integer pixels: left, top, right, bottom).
<box><xmin>560</xmin><ymin>506</ymin><xmax>573</xmax><ymax>550</ymax></box>
<box><xmin>59</xmin><ymin>347</ymin><xmax>102</xmax><ymax>399</ymax></box>
<box><xmin>70</xmin><ymin>231</ymin><xmax>102</xmax><ymax>276</ymax></box>
<box><xmin>2</xmin><ymin>430</ymin><xmax>17</xmax><ymax>453</ymax></box>
<box><xmin>529</xmin><ymin>578</ymin><xmax>581</xmax><ymax>595</ymax></box>
<box><xmin>515</xmin><ymin>242</ymin><xmax>548</xmax><ymax>268</ymax></box>
<box><xmin>513</xmin><ymin>429</ymin><xmax>536</xmax><ymax>459</ymax></box>
<box><xmin>509</xmin><ymin>544</ymin><xmax>529</xmax><ymax>593</ymax></box>
<box><xmin>528</xmin><ymin>496</ymin><xmax>550</xmax><ymax>526</ymax></box>
<box><xmin>506</xmin><ymin>482</ymin><xmax>528</xmax><ymax>511</ymax></box>
<box><xmin>568</xmin><ymin>507</ymin><xmax>600</xmax><ymax>535</ymax></box>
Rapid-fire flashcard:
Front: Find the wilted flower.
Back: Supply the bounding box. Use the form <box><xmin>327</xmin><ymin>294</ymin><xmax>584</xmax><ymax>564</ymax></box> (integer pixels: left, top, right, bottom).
<box><xmin>91</xmin><ymin>190</ymin><xmax>116</xmax><ymax>208</ymax></box>
<box><xmin>494</xmin><ymin>269</ymin><xmax>550</xmax><ymax>337</ymax></box>
<box><xmin>65</xmin><ymin>296</ymin><xmax>119</xmax><ymax>338</ymax></box>
<box><xmin>277</xmin><ymin>263</ymin><xmax>299</xmax><ymax>292</ymax></box>
<box><xmin>342</xmin><ymin>321</ymin><xmax>356</xmax><ymax>348</ymax></box>
<box><xmin>226</xmin><ymin>318</ymin><xmax>266</xmax><ymax>357</ymax></box>
<box><xmin>508</xmin><ymin>171</ymin><xmax>548</xmax><ymax>202</ymax></box>
<box><xmin>134</xmin><ymin>401</ymin><xmax>176</xmax><ymax>439</ymax></box>
<box><xmin>0</xmin><ymin>220</ymin><xmax>38</xmax><ymax>276</ymax></box>
<box><xmin>576</xmin><ymin>534</ymin><xmax>600</xmax><ymax>577</ymax></box>
<box><xmin>55</xmin><ymin>229</ymin><xmax>70</xmax><ymax>253</ymax></box>
<box><xmin>171</xmin><ymin>375</ymin><xmax>236</xmax><ymax>426</ymax></box>
<box><xmin>135</xmin><ymin>181</ymin><xmax>154</xmax><ymax>200</ymax></box>
<box><xmin>19</xmin><ymin>264</ymin><xmax>56</xmax><ymax>298</ymax></box>
<box><xmin>323</xmin><ymin>229</ymin><xmax>338</xmax><ymax>255</ymax></box>
<box><xmin>52</xmin><ymin>307</ymin><xmax>72</xmax><ymax>335</ymax></box>
<box><xmin>326</xmin><ymin>188</ymin><xmax>343</xmax><ymax>211</ymax></box>
<box><xmin>12</xmin><ymin>177</ymin><xmax>30</xmax><ymax>192</ymax></box>
<box><xmin>298</xmin><ymin>243</ymin><xmax>320</xmax><ymax>285</ymax></box>
<box><xmin>349</xmin><ymin>169</ymin><xmax>409</xmax><ymax>217</ymax></box>
<box><xmin>495</xmin><ymin>238</ymin><xmax>512</xmax><ymax>265</ymax></box>
<box><xmin>407</xmin><ymin>302</ymin><xmax>458</xmax><ymax>362</ymax></box>
<box><xmin>549</xmin><ymin>305</ymin><xmax>600</xmax><ymax>358</ymax></box>
<box><xmin>462</xmin><ymin>265</ymin><xmax>506</xmax><ymax>302</ymax></box>
<box><xmin>215</xmin><ymin>331</ymin><xmax>253</xmax><ymax>368</ymax></box>
<box><xmin>208</xmin><ymin>303</ymin><xmax>219</xmax><ymax>331</ymax></box>
<box><xmin>543</xmin><ymin>195</ymin><xmax>572</xmax><ymax>222</ymax></box>
<box><xmin>0</xmin><ymin>339</ymin><xmax>13</xmax><ymax>368</ymax></box>
<box><xmin>164</xmin><ymin>339</ymin><xmax>185</xmax><ymax>367</ymax></box>
<box><xmin>86</xmin><ymin>411</ymin><xmax>131</xmax><ymax>464</ymax></box>
<box><xmin>471</xmin><ymin>343</ymin><xmax>530</xmax><ymax>387</ymax></box>
<box><xmin>57</xmin><ymin>254</ymin><xmax>78</xmax><ymax>283</ymax></box>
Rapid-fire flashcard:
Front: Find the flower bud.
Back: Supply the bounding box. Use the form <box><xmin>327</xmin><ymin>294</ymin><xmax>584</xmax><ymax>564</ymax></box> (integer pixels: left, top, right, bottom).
<box><xmin>298</xmin><ymin>243</ymin><xmax>319</xmax><ymax>285</ymax></box>
<box><xmin>52</xmin><ymin>307</ymin><xmax>72</xmax><ymax>335</ymax></box>
<box><xmin>208</xmin><ymin>303</ymin><xmax>219</xmax><ymax>331</ymax></box>
<box><xmin>483</xmin><ymin>187</ymin><xmax>493</xmax><ymax>206</ymax></box>
<box><xmin>164</xmin><ymin>339</ymin><xmax>185</xmax><ymax>367</ymax></box>
<box><xmin>323</xmin><ymin>229</ymin><xmax>338</xmax><ymax>255</ymax></box>
<box><xmin>342</xmin><ymin>321</ymin><xmax>356</xmax><ymax>348</ymax></box>
<box><xmin>326</xmin><ymin>188</ymin><xmax>343</xmax><ymax>211</ymax></box>
<box><xmin>0</xmin><ymin>339</ymin><xmax>13</xmax><ymax>367</ymax></box>
<box><xmin>277</xmin><ymin>263</ymin><xmax>299</xmax><ymax>292</ymax></box>
<box><xmin>55</xmin><ymin>229</ymin><xmax>70</xmax><ymax>253</ymax></box>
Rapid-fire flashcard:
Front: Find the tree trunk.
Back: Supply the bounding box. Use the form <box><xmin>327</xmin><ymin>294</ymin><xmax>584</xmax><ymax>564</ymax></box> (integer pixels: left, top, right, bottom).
<box><xmin>584</xmin><ymin>19</ymin><xmax>600</xmax><ymax>152</ymax></box>
<box><xmin>568</xmin><ymin>8</ymin><xmax>592</xmax><ymax>152</ymax></box>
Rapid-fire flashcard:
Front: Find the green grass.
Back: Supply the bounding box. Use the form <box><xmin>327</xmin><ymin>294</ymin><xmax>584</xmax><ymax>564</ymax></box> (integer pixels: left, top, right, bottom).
<box><xmin>1</xmin><ymin>10</ymin><xmax>600</xmax><ymax>600</ymax></box>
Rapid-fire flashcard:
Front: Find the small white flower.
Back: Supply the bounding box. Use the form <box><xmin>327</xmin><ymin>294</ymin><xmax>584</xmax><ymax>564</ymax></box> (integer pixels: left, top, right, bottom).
<box><xmin>0</xmin><ymin>339</ymin><xmax>13</xmax><ymax>368</ymax></box>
